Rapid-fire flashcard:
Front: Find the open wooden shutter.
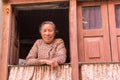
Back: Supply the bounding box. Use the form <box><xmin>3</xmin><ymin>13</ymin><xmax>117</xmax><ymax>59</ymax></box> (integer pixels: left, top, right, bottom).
<box><xmin>9</xmin><ymin>11</ymin><xmax>19</xmax><ymax>65</ymax></box>
<box><xmin>77</xmin><ymin>1</ymin><xmax>111</xmax><ymax>62</ymax></box>
<box><xmin>9</xmin><ymin>10</ymin><xmax>19</xmax><ymax>65</ymax></box>
<box><xmin>108</xmin><ymin>1</ymin><xmax>120</xmax><ymax>62</ymax></box>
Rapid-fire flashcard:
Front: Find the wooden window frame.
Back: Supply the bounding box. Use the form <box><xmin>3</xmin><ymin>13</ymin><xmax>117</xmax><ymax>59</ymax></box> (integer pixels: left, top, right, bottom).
<box><xmin>0</xmin><ymin>0</ymin><xmax>79</xmax><ymax>80</ymax></box>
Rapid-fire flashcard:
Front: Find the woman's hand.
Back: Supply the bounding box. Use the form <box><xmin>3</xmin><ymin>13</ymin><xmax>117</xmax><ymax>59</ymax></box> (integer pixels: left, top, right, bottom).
<box><xmin>45</xmin><ymin>59</ymin><xmax>59</xmax><ymax>69</ymax></box>
<box><xmin>38</xmin><ymin>59</ymin><xmax>58</xmax><ymax>69</ymax></box>
<box><xmin>51</xmin><ymin>60</ymin><xmax>59</xmax><ymax>69</ymax></box>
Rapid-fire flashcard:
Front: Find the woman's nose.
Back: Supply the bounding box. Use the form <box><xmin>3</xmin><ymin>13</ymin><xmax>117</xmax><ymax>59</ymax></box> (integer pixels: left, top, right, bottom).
<box><xmin>45</xmin><ymin>31</ymin><xmax>49</xmax><ymax>35</ymax></box>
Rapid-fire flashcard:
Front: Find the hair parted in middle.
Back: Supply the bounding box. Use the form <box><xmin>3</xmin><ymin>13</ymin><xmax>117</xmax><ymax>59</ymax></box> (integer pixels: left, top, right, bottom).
<box><xmin>39</xmin><ymin>21</ymin><xmax>58</xmax><ymax>34</ymax></box>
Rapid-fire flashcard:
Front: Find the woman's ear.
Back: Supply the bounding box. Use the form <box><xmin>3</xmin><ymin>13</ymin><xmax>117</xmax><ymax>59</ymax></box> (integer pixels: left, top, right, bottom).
<box><xmin>55</xmin><ymin>30</ymin><xmax>59</xmax><ymax>34</ymax></box>
<box><xmin>39</xmin><ymin>30</ymin><xmax>42</xmax><ymax>35</ymax></box>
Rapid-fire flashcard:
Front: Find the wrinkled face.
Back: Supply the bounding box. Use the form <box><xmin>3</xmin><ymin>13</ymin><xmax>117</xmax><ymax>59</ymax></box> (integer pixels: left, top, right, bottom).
<box><xmin>40</xmin><ymin>24</ymin><xmax>55</xmax><ymax>44</ymax></box>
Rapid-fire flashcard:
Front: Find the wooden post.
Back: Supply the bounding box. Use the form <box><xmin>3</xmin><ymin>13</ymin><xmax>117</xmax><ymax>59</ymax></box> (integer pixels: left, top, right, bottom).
<box><xmin>0</xmin><ymin>3</ymin><xmax>11</xmax><ymax>80</ymax></box>
<box><xmin>69</xmin><ymin>0</ymin><xmax>79</xmax><ymax>80</ymax></box>
<box><xmin>0</xmin><ymin>0</ymin><xmax>2</xmax><ymax>54</ymax></box>
<box><xmin>0</xmin><ymin>0</ymin><xmax>2</xmax><ymax>79</ymax></box>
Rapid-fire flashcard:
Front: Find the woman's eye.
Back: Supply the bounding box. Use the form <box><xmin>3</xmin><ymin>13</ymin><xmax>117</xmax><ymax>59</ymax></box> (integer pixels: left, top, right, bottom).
<box><xmin>44</xmin><ymin>30</ymin><xmax>47</xmax><ymax>32</ymax></box>
<box><xmin>42</xmin><ymin>29</ymin><xmax>54</xmax><ymax>33</ymax></box>
<box><xmin>49</xmin><ymin>30</ymin><xmax>53</xmax><ymax>32</ymax></box>
<box><xmin>42</xmin><ymin>30</ymin><xmax>47</xmax><ymax>32</ymax></box>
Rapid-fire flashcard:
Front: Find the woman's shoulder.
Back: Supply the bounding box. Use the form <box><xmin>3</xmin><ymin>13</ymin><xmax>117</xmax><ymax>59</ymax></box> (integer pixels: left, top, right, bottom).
<box><xmin>36</xmin><ymin>39</ymin><xmax>42</xmax><ymax>41</ymax></box>
<box><xmin>54</xmin><ymin>38</ymin><xmax>64</xmax><ymax>43</ymax></box>
<box><xmin>34</xmin><ymin>39</ymin><xmax>43</xmax><ymax>44</ymax></box>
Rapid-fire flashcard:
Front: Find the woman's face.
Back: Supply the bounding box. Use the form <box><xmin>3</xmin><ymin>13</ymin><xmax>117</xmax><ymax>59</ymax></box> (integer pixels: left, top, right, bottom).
<box><xmin>40</xmin><ymin>24</ymin><xmax>55</xmax><ymax>44</ymax></box>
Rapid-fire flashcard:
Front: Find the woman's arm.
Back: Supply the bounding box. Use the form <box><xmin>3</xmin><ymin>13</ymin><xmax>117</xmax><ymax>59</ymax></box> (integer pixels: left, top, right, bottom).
<box><xmin>51</xmin><ymin>39</ymin><xmax>67</xmax><ymax>64</ymax></box>
<box><xmin>26</xmin><ymin>40</ymin><xmax>46</xmax><ymax>65</ymax></box>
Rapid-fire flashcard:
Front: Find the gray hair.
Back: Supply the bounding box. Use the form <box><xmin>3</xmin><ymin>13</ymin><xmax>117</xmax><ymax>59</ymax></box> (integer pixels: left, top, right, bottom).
<box><xmin>39</xmin><ymin>21</ymin><xmax>58</xmax><ymax>33</ymax></box>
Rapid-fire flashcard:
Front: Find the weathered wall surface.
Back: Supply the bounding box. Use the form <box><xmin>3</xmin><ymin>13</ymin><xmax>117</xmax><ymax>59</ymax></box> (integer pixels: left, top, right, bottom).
<box><xmin>82</xmin><ymin>64</ymin><xmax>120</xmax><ymax>80</ymax></box>
<box><xmin>8</xmin><ymin>64</ymin><xmax>71</xmax><ymax>80</ymax></box>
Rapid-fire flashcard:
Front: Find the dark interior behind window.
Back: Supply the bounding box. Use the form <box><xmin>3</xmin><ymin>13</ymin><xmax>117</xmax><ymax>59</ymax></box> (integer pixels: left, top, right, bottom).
<box><xmin>16</xmin><ymin>9</ymin><xmax>70</xmax><ymax>63</ymax></box>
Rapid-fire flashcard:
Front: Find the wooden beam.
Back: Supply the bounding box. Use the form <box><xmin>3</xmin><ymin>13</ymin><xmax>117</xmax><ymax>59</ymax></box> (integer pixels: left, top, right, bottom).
<box><xmin>13</xmin><ymin>2</ymin><xmax>69</xmax><ymax>10</ymax></box>
<box><xmin>7</xmin><ymin>0</ymin><xmax>68</xmax><ymax>5</ymax></box>
<box><xmin>69</xmin><ymin>0</ymin><xmax>79</xmax><ymax>80</ymax></box>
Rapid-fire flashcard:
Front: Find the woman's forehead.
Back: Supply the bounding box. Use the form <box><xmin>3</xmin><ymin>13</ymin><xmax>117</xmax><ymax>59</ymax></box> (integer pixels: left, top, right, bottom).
<box><xmin>41</xmin><ymin>24</ymin><xmax>55</xmax><ymax>29</ymax></box>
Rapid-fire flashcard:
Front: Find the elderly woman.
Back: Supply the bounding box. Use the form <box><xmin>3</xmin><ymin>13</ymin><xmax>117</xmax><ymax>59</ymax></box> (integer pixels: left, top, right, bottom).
<box><xmin>26</xmin><ymin>21</ymin><xmax>66</xmax><ymax>68</ymax></box>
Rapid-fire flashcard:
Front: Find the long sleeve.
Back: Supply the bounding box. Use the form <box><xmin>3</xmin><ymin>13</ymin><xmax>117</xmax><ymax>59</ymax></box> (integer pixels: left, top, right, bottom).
<box><xmin>26</xmin><ymin>40</ymin><xmax>42</xmax><ymax>65</ymax></box>
<box><xmin>51</xmin><ymin>39</ymin><xmax>67</xmax><ymax>64</ymax></box>
<box><xmin>26</xmin><ymin>39</ymin><xmax>67</xmax><ymax>65</ymax></box>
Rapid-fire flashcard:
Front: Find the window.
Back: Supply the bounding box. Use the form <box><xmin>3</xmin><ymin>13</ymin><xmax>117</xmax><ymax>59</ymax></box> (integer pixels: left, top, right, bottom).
<box><xmin>115</xmin><ymin>5</ymin><xmax>120</xmax><ymax>28</ymax></box>
<box><xmin>9</xmin><ymin>3</ymin><xmax>70</xmax><ymax>65</ymax></box>
<box><xmin>82</xmin><ymin>6</ymin><xmax>102</xmax><ymax>29</ymax></box>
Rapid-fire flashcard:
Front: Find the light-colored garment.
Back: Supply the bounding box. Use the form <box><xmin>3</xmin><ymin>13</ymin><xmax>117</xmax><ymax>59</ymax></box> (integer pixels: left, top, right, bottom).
<box><xmin>8</xmin><ymin>64</ymin><xmax>71</xmax><ymax>80</ymax></box>
<box><xmin>26</xmin><ymin>38</ymin><xmax>66</xmax><ymax>65</ymax></box>
<box><xmin>19</xmin><ymin>59</ymin><xmax>26</xmax><ymax>65</ymax></box>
